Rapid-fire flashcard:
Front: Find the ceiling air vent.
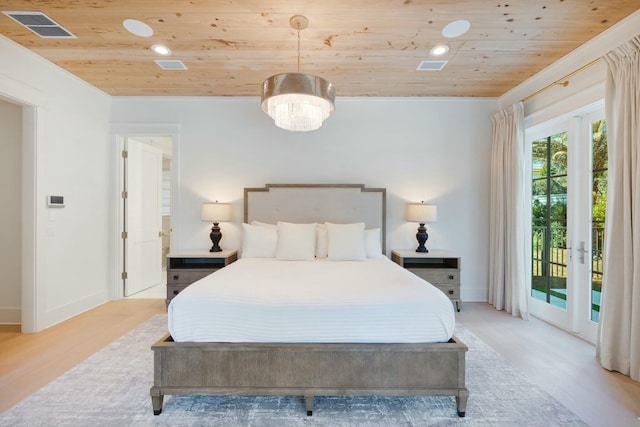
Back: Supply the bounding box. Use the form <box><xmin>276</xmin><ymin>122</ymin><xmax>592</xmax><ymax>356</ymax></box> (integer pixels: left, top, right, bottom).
<box><xmin>2</xmin><ymin>11</ymin><xmax>76</xmax><ymax>38</ymax></box>
<box><xmin>154</xmin><ymin>59</ymin><xmax>188</xmax><ymax>70</ymax></box>
<box><xmin>417</xmin><ymin>60</ymin><xmax>448</xmax><ymax>71</ymax></box>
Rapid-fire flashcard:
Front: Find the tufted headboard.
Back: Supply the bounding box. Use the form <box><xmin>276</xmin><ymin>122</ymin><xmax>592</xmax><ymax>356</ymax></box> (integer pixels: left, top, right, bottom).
<box><xmin>243</xmin><ymin>184</ymin><xmax>387</xmax><ymax>253</ymax></box>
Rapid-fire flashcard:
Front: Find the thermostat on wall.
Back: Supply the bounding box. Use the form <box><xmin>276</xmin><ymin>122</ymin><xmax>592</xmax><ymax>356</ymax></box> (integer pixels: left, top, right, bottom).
<box><xmin>47</xmin><ymin>195</ymin><xmax>65</xmax><ymax>208</ymax></box>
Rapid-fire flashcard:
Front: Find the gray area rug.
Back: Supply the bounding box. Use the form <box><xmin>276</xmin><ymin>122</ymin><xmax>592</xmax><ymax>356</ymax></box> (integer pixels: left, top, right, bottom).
<box><xmin>0</xmin><ymin>315</ymin><xmax>587</xmax><ymax>427</ymax></box>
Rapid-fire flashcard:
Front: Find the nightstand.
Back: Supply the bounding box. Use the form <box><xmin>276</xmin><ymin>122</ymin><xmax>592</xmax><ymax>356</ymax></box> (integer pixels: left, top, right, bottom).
<box><xmin>391</xmin><ymin>249</ymin><xmax>462</xmax><ymax>312</ymax></box>
<box><xmin>166</xmin><ymin>250</ymin><xmax>237</xmax><ymax>307</ymax></box>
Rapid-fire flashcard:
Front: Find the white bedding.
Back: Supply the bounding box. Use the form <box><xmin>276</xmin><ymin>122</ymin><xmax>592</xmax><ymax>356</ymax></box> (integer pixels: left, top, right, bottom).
<box><xmin>168</xmin><ymin>257</ymin><xmax>455</xmax><ymax>343</ymax></box>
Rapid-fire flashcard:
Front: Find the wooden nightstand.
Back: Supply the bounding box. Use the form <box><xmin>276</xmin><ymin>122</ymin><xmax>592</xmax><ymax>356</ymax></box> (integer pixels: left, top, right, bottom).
<box><xmin>166</xmin><ymin>250</ymin><xmax>237</xmax><ymax>307</ymax></box>
<box><xmin>391</xmin><ymin>249</ymin><xmax>462</xmax><ymax>312</ymax></box>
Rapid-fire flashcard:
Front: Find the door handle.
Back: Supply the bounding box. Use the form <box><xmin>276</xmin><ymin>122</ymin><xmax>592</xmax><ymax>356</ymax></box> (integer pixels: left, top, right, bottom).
<box><xmin>577</xmin><ymin>241</ymin><xmax>589</xmax><ymax>265</ymax></box>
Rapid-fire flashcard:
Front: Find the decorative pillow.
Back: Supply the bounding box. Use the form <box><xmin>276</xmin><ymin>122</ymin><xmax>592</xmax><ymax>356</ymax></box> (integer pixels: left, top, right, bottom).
<box><xmin>241</xmin><ymin>223</ymin><xmax>277</xmax><ymax>258</ymax></box>
<box><xmin>365</xmin><ymin>228</ymin><xmax>384</xmax><ymax>258</ymax></box>
<box><xmin>316</xmin><ymin>223</ymin><xmax>328</xmax><ymax>259</ymax></box>
<box><xmin>276</xmin><ymin>222</ymin><xmax>317</xmax><ymax>260</ymax></box>
<box><xmin>325</xmin><ymin>222</ymin><xmax>366</xmax><ymax>261</ymax></box>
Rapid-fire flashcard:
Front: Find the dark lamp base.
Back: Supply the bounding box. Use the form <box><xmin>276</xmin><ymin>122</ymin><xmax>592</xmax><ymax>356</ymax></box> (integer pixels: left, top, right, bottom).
<box><xmin>415</xmin><ymin>223</ymin><xmax>429</xmax><ymax>253</ymax></box>
<box><xmin>209</xmin><ymin>222</ymin><xmax>223</xmax><ymax>252</ymax></box>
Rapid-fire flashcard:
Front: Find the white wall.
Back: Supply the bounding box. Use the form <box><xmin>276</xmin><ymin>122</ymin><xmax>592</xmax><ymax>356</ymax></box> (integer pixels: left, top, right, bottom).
<box><xmin>0</xmin><ymin>35</ymin><xmax>113</xmax><ymax>331</ymax></box>
<box><xmin>0</xmin><ymin>99</ymin><xmax>22</xmax><ymax>324</ymax></box>
<box><xmin>111</xmin><ymin>96</ymin><xmax>497</xmax><ymax>302</ymax></box>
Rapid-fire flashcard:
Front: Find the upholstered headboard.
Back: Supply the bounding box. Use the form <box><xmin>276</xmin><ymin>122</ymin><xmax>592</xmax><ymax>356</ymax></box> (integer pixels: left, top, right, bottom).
<box><xmin>244</xmin><ymin>184</ymin><xmax>387</xmax><ymax>253</ymax></box>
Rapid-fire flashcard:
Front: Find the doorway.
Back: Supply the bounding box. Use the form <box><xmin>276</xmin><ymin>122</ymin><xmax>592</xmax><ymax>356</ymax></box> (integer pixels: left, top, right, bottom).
<box><xmin>119</xmin><ymin>135</ymin><xmax>173</xmax><ymax>298</ymax></box>
<box><xmin>0</xmin><ymin>98</ymin><xmax>23</xmax><ymax>325</ymax></box>
<box><xmin>526</xmin><ymin>101</ymin><xmax>606</xmax><ymax>342</ymax></box>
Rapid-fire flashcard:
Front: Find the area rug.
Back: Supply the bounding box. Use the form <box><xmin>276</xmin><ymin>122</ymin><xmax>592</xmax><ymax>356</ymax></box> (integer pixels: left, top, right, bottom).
<box><xmin>0</xmin><ymin>315</ymin><xmax>587</xmax><ymax>427</ymax></box>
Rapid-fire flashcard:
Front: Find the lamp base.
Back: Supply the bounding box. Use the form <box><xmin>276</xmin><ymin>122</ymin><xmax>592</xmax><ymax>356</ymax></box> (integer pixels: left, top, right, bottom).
<box><xmin>209</xmin><ymin>222</ymin><xmax>223</xmax><ymax>252</ymax></box>
<box><xmin>415</xmin><ymin>223</ymin><xmax>429</xmax><ymax>253</ymax></box>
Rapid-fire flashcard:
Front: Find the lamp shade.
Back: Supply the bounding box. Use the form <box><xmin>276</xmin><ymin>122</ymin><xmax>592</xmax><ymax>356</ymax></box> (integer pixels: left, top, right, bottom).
<box><xmin>406</xmin><ymin>203</ymin><xmax>437</xmax><ymax>223</ymax></box>
<box><xmin>201</xmin><ymin>202</ymin><xmax>231</xmax><ymax>222</ymax></box>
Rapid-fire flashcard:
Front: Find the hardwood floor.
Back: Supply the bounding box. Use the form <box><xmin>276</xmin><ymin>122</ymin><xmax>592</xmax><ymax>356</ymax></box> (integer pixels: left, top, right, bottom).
<box><xmin>0</xmin><ymin>299</ymin><xmax>638</xmax><ymax>426</ymax></box>
<box><xmin>457</xmin><ymin>303</ymin><xmax>640</xmax><ymax>427</ymax></box>
<box><xmin>0</xmin><ymin>298</ymin><xmax>165</xmax><ymax>414</ymax></box>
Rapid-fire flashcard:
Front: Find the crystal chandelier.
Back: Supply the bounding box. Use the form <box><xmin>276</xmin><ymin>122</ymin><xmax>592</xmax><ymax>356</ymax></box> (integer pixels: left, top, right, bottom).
<box><xmin>261</xmin><ymin>15</ymin><xmax>335</xmax><ymax>132</ymax></box>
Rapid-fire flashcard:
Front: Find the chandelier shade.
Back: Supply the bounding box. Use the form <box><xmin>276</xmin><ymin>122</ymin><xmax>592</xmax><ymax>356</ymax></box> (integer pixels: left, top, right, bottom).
<box><xmin>261</xmin><ymin>72</ymin><xmax>335</xmax><ymax>132</ymax></box>
<box><xmin>260</xmin><ymin>15</ymin><xmax>336</xmax><ymax>132</ymax></box>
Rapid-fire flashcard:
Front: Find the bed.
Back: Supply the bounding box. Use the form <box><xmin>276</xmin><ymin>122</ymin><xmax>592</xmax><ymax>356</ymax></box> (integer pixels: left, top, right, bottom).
<box><xmin>150</xmin><ymin>184</ymin><xmax>468</xmax><ymax>417</ymax></box>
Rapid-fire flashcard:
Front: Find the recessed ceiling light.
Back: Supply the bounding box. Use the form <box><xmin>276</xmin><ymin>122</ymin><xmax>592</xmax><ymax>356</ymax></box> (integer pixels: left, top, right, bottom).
<box><xmin>151</xmin><ymin>44</ymin><xmax>171</xmax><ymax>55</ymax></box>
<box><xmin>430</xmin><ymin>45</ymin><xmax>449</xmax><ymax>56</ymax></box>
<box><xmin>442</xmin><ymin>20</ymin><xmax>470</xmax><ymax>38</ymax></box>
<box><xmin>123</xmin><ymin>19</ymin><xmax>153</xmax><ymax>37</ymax></box>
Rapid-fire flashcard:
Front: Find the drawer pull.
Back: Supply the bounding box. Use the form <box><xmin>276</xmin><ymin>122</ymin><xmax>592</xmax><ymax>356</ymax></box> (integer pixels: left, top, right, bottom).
<box><xmin>173</xmin><ymin>290</ymin><xmax>180</xmax><ymax>295</ymax></box>
<box><xmin>448</xmin><ymin>275</ymin><xmax>454</xmax><ymax>280</ymax></box>
<box><xmin>448</xmin><ymin>290</ymin><xmax>454</xmax><ymax>295</ymax></box>
<box><xmin>173</xmin><ymin>275</ymin><xmax>179</xmax><ymax>280</ymax></box>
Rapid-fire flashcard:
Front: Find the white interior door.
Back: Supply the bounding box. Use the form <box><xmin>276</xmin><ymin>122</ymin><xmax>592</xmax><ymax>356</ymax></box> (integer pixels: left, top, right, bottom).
<box><xmin>124</xmin><ymin>138</ymin><xmax>163</xmax><ymax>296</ymax></box>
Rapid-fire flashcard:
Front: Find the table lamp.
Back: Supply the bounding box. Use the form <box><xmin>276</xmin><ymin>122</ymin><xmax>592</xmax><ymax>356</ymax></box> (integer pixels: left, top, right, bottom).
<box><xmin>406</xmin><ymin>202</ymin><xmax>438</xmax><ymax>253</ymax></box>
<box><xmin>201</xmin><ymin>201</ymin><xmax>231</xmax><ymax>252</ymax></box>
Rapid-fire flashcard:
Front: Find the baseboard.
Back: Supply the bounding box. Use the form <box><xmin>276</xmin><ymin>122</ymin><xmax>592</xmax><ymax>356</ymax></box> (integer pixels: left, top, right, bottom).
<box><xmin>461</xmin><ymin>286</ymin><xmax>488</xmax><ymax>303</ymax></box>
<box><xmin>43</xmin><ymin>290</ymin><xmax>110</xmax><ymax>330</ymax></box>
<box><xmin>0</xmin><ymin>307</ymin><xmax>21</xmax><ymax>325</ymax></box>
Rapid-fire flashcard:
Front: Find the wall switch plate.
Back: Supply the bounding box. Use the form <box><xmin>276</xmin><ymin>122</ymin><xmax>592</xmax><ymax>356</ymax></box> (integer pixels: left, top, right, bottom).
<box><xmin>47</xmin><ymin>195</ymin><xmax>64</xmax><ymax>208</ymax></box>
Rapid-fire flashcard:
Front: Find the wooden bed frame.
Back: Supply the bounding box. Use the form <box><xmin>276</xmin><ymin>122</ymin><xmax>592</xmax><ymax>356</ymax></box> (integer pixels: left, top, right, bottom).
<box><xmin>150</xmin><ymin>184</ymin><xmax>468</xmax><ymax>417</ymax></box>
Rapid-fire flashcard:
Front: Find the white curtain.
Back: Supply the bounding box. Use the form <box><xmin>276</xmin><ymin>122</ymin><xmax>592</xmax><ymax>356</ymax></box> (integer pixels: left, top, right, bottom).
<box><xmin>488</xmin><ymin>102</ymin><xmax>529</xmax><ymax>319</ymax></box>
<box><xmin>597</xmin><ymin>35</ymin><xmax>640</xmax><ymax>382</ymax></box>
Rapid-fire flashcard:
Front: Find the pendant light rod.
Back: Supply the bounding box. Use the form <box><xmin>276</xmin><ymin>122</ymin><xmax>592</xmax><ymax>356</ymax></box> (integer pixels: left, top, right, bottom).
<box><xmin>290</xmin><ymin>15</ymin><xmax>308</xmax><ymax>72</ymax></box>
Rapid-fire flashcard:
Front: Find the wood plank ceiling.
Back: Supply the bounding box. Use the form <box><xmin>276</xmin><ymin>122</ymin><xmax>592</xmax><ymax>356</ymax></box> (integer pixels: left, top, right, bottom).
<box><xmin>0</xmin><ymin>1</ymin><xmax>638</xmax><ymax>97</ymax></box>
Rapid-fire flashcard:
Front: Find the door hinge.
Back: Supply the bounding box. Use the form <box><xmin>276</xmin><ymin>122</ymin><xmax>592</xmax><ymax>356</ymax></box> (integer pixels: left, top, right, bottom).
<box><xmin>122</xmin><ymin>150</ymin><xmax>128</xmax><ymax>159</ymax></box>
<box><xmin>121</xmin><ymin>191</ymin><xmax>128</xmax><ymax>199</ymax></box>
<box><xmin>121</xmin><ymin>271</ymin><xmax>128</xmax><ymax>280</ymax></box>
<box><xmin>121</xmin><ymin>231</ymin><xmax>128</xmax><ymax>239</ymax></box>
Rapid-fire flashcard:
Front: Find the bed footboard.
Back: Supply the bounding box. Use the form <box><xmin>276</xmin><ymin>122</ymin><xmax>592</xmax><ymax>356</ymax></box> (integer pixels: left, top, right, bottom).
<box><xmin>150</xmin><ymin>334</ymin><xmax>468</xmax><ymax>417</ymax></box>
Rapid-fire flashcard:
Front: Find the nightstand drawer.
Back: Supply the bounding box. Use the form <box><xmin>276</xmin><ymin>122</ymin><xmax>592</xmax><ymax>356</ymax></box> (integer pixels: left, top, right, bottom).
<box><xmin>408</xmin><ymin>268</ymin><xmax>460</xmax><ymax>284</ymax></box>
<box><xmin>167</xmin><ymin>269</ymin><xmax>216</xmax><ymax>284</ymax></box>
<box><xmin>434</xmin><ymin>284</ymin><xmax>460</xmax><ymax>299</ymax></box>
<box><xmin>167</xmin><ymin>284</ymin><xmax>189</xmax><ymax>299</ymax></box>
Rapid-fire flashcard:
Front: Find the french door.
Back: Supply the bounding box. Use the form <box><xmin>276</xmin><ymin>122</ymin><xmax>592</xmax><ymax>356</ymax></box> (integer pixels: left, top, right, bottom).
<box><xmin>526</xmin><ymin>103</ymin><xmax>606</xmax><ymax>342</ymax></box>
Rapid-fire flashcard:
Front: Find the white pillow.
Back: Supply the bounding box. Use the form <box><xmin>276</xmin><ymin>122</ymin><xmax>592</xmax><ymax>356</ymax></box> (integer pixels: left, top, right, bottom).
<box><xmin>241</xmin><ymin>223</ymin><xmax>277</xmax><ymax>258</ymax></box>
<box><xmin>325</xmin><ymin>222</ymin><xmax>366</xmax><ymax>261</ymax></box>
<box><xmin>250</xmin><ymin>220</ymin><xmax>278</xmax><ymax>229</ymax></box>
<box><xmin>276</xmin><ymin>222</ymin><xmax>317</xmax><ymax>260</ymax></box>
<box><xmin>365</xmin><ymin>228</ymin><xmax>384</xmax><ymax>258</ymax></box>
<box><xmin>316</xmin><ymin>223</ymin><xmax>328</xmax><ymax>259</ymax></box>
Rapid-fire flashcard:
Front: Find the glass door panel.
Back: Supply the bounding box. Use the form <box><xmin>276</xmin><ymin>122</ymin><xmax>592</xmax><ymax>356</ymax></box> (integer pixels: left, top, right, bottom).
<box><xmin>531</xmin><ymin>132</ymin><xmax>568</xmax><ymax>310</ymax></box>
<box><xmin>589</xmin><ymin>119</ymin><xmax>607</xmax><ymax>323</ymax></box>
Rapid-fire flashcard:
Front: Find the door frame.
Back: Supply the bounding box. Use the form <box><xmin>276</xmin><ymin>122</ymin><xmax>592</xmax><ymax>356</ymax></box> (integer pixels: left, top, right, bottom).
<box><xmin>0</xmin><ymin>74</ymin><xmax>44</xmax><ymax>332</ymax></box>
<box><xmin>110</xmin><ymin>124</ymin><xmax>180</xmax><ymax>300</ymax></box>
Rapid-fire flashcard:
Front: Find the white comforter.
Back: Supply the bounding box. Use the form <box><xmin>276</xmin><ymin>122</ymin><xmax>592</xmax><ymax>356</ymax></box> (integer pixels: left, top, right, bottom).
<box><xmin>168</xmin><ymin>257</ymin><xmax>455</xmax><ymax>343</ymax></box>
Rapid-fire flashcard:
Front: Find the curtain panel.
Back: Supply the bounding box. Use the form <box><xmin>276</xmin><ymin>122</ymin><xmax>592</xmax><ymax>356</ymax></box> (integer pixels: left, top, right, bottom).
<box><xmin>488</xmin><ymin>102</ymin><xmax>529</xmax><ymax>319</ymax></box>
<box><xmin>597</xmin><ymin>35</ymin><xmax>640</xmax><ymax>382</ymax></box>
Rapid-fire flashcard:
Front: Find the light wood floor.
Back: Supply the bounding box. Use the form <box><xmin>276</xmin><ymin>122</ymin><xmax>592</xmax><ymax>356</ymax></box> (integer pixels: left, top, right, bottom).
<box><xmin>0</xmin><ymin>298</ymin><xmax>165</xmax><ymax>414</ymax></box>
<box><xmin>458</xmin><ymin>303</ymin><xmax>640</xmax><ymax>427</ymax></box>
<box><xmin>1</xmin><ymin>300</ymin><xmax>639</xmax><ymax>426</ymax></box>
